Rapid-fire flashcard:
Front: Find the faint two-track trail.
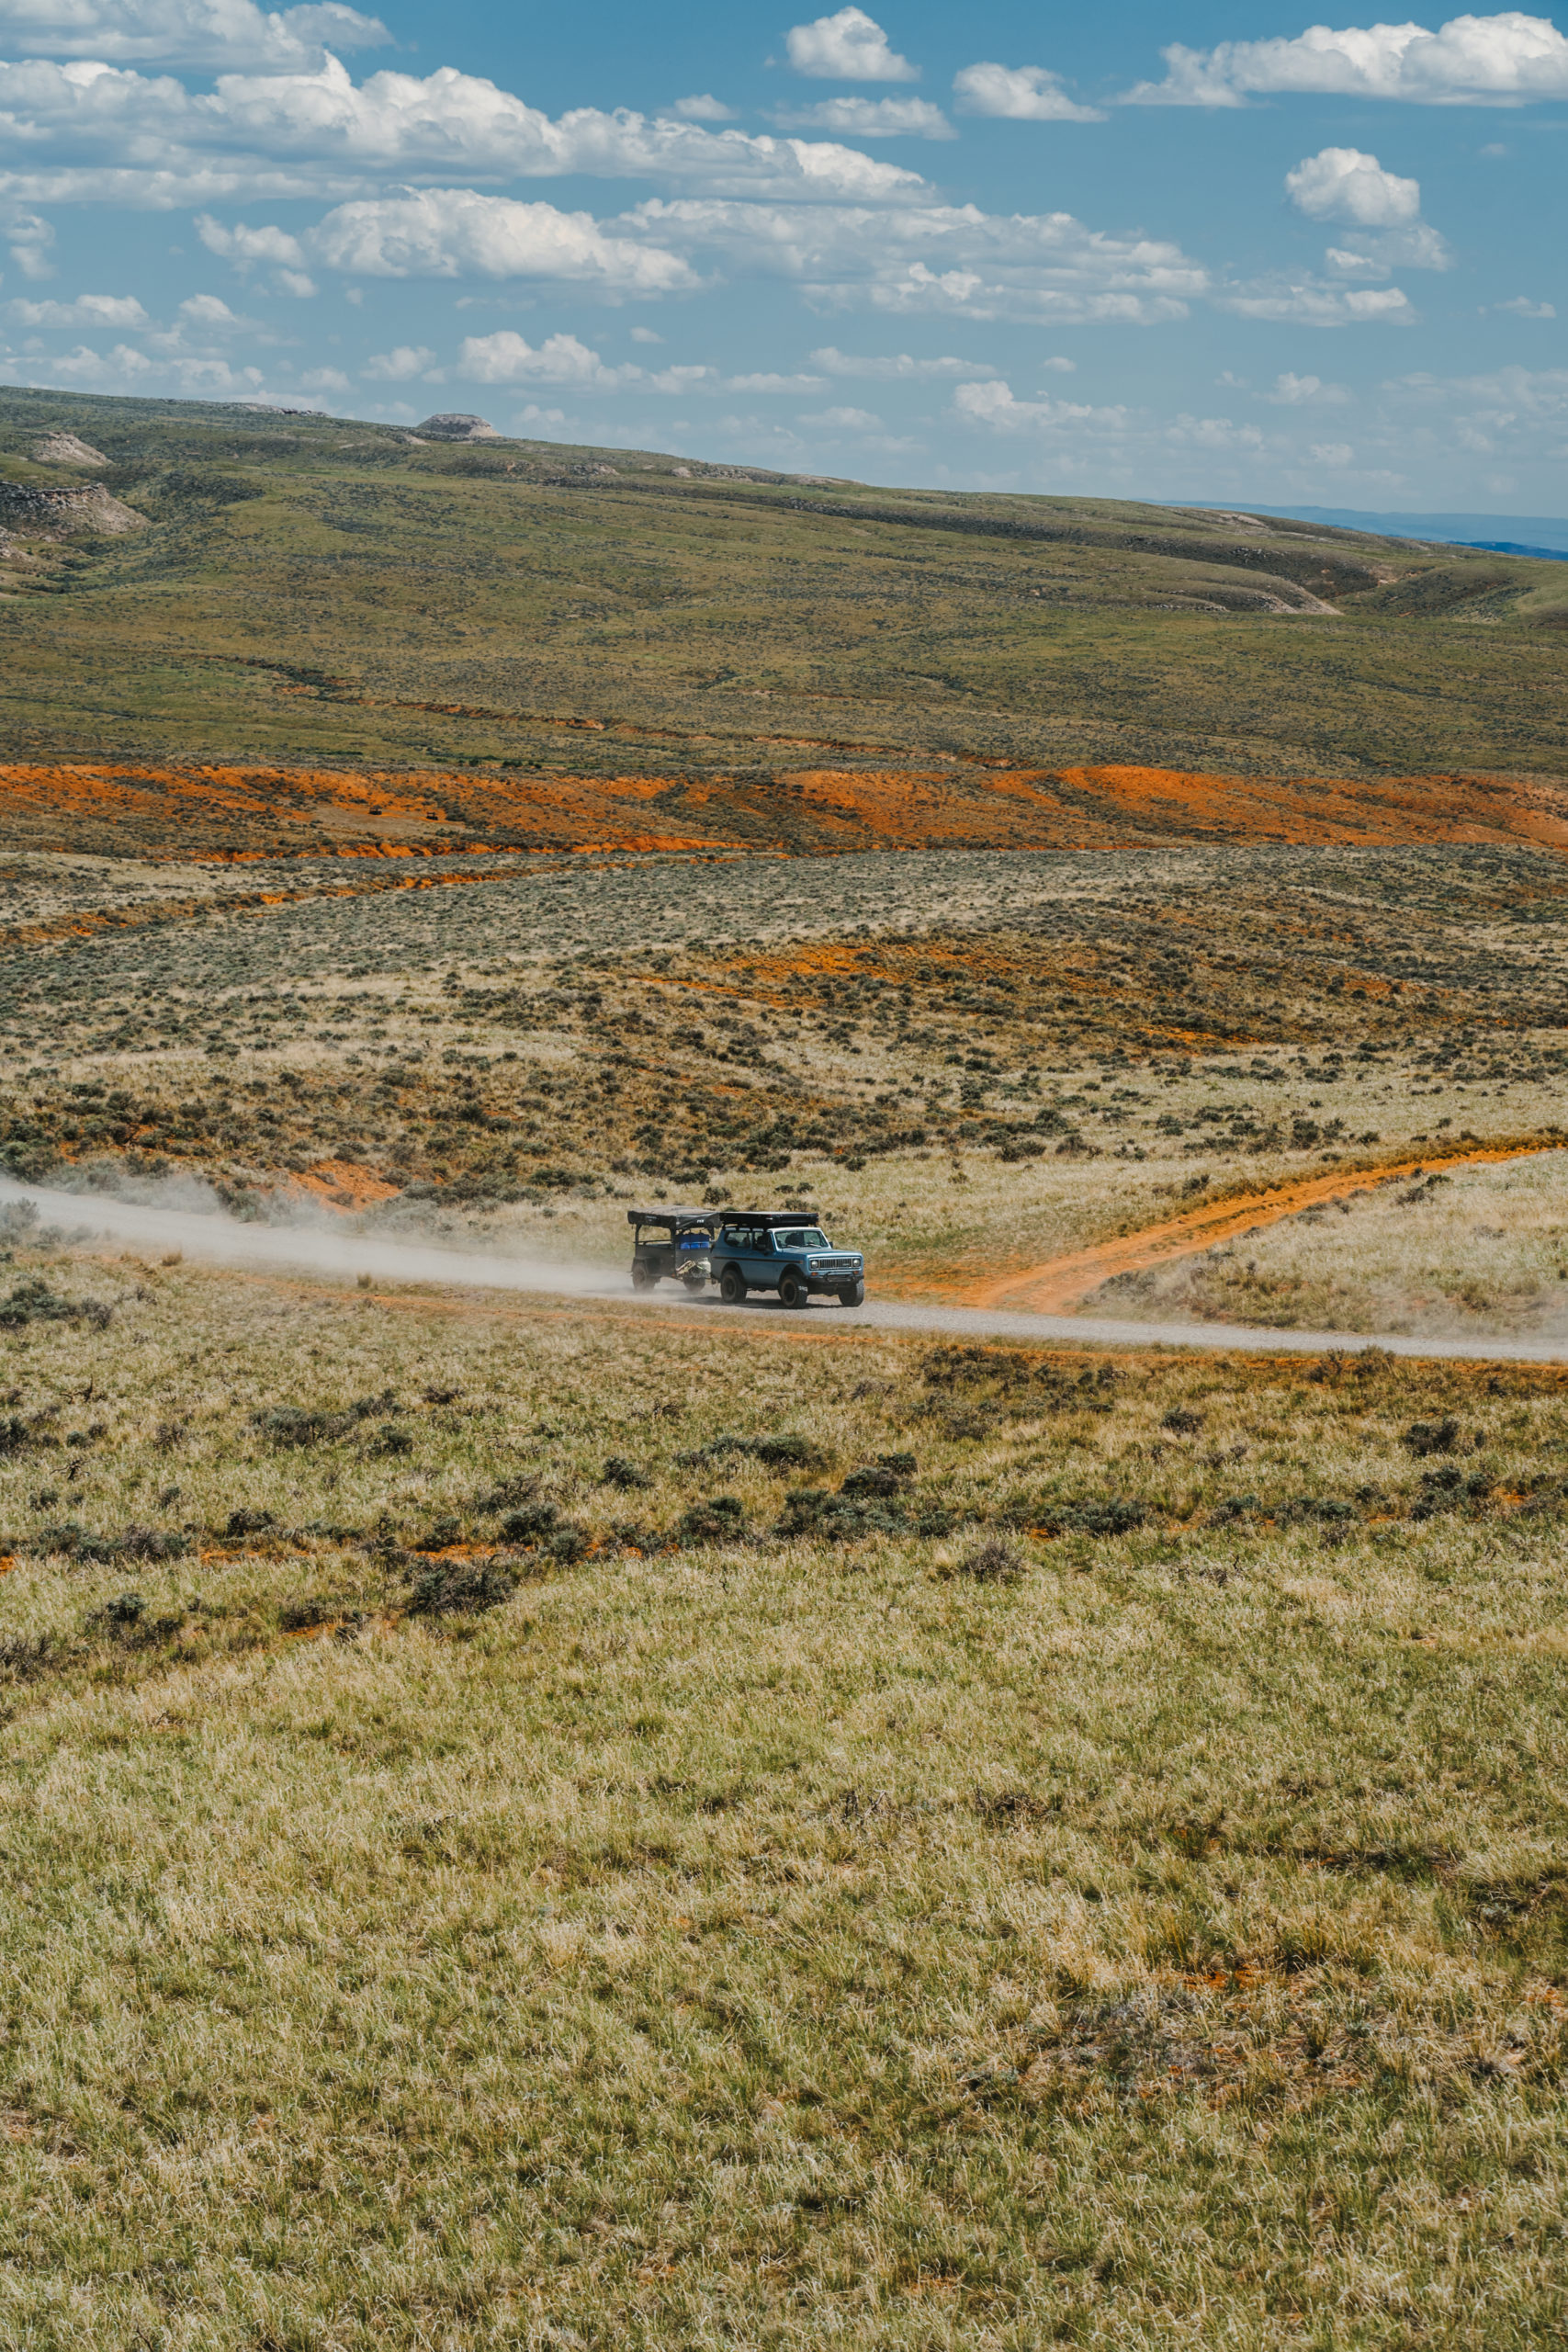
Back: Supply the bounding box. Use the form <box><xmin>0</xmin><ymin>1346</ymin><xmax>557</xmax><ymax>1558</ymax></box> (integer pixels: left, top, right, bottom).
<box><xmin>967</xmin><ymin>1140</ymin><xmax>1565</xmax><ymax>1315</ymax></box>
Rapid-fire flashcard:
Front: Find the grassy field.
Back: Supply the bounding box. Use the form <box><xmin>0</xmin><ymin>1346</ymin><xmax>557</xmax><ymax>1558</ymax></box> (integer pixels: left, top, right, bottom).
<box><xmin>2</xmin><ymin>1246</ymin><xmax>1567</xmax><ymax>2349</ymax></box>
<box><xmin>2</xmin><ymin>387</ymin><xmax>1567</xmax><ymax>786</ymax></box>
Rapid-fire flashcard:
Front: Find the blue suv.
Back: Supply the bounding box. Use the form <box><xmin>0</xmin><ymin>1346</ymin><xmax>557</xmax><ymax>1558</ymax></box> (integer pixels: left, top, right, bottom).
<box><xmin>713</xmin><ymin>1211</ymin><xmax>865</xmax><ymax>1309</ymax></box>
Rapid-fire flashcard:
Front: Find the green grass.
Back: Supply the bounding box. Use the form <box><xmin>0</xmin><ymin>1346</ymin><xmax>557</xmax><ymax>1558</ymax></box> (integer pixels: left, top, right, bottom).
<box><xmin>2</xmin><ymin>386</ymin><xmax>1566</xmax><ymax>780</ymax></box>
<box><xmin>1</xmin><ymin>1261</ymin><xmax>1566</xmax><ymax>2346</ymax></box>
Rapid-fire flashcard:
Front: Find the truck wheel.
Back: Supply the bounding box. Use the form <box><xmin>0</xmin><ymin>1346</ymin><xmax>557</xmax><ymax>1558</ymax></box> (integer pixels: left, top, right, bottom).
<box><xmin>719</xmin><ymin>1265</ymin><xmax>746</xmax><ymax>1305</ymax></box>
<box><xmin>840</xmin><ymin>1280</ymin><xmax>865</xmax><ymax>1308</ymax></box>
<box><xmin>779</xmin><ymin>1269</ymin><xmax>807</xmax><ymax>1309</ymax></box>
<box><xmin>632</xmin><ymin>1262</ymin><xmax>655</xmax><ymax>1291</ymax></box>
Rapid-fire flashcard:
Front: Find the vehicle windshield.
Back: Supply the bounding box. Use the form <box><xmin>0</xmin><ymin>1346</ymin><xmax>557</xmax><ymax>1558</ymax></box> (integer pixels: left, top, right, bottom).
<box><xmin>773</xmin><ymin>1227</ymin><xmax>829</xmax><ymax>1250</ymax></box>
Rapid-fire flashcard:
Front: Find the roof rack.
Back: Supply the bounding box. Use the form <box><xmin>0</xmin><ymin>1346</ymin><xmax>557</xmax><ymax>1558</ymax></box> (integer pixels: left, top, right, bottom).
<box><xmin>713</xmin><ymin>1208</ymin><xmax>825</xmax><ymax>1228</ymax></box>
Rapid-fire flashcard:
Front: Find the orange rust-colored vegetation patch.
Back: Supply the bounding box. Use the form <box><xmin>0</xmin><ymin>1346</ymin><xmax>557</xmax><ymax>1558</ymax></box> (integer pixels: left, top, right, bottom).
<box><xmin>971</xmin><ymin>1140</ymin><xmax>1564</xmax><ymax>1315</ymax></box>
<box><xmin>1</xmin><ymin>756</ymin><xmax>1566</xmax><ymax>863</ymax></box>
<box><xmin>289</xmin><ymin>1160</ymin><xmax>403</xmax><ymax>1213</ymax></box>
<box><xmin>0</xmin><ymin>760</ymin><xmax>734</xmax><ymax>862</ymax></box>
<box><xmin>1044</xmin><ymin>764</ymin><xmax>1568</xmax><ymax>853</ymax></box>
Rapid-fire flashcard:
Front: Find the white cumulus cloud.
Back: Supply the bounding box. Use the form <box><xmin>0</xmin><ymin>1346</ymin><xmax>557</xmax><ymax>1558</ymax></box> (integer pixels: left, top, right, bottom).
<box><xmin>725</xmin><ymin>368</ymin><xmax>827</xmax><ymax>389</ymax></box>
<box><xmin>1285</xmin><ymin>145</ymin><xmax>1421</xmax><ymax>223</ymax></box>
<box><xmin>362</xmin><ymin>342</ymin><xmax>434</xmax><ymax>378</ymax></box>
<box><xmin>952</xmin><ymin>62</ymin><xmax>1104</xmax><ymax>121</ymax></box>
<box><xmin>1285</xmin><ymin>148</ymin><xmax>1452</xmax><ymax>273</ymax></box>
<box><xmin>457</xmin><ymin>328</ymin><xmax>626</xmax><ymax>384</ymax></box>
<box><xmin>627</xmin><ymin>198</ymin><xmax>1206</xmax><ymax>324</ymax></box>
<box><xmin>953</xmin><ymin>377</ymin><xmax>1132</xmax><ymax>437</ymax></box>
<box><xmin>1221</xmin><ymin>276</ymin><xmax>1417</xmax><ymax>322</ymax></box>
<box><xmin>643</xmin><ymin>361</ymin><xmax>716</xmax><ymax>390</ymax></box>
<box><xmin>196</xmin><ymin>213</ymin><xmax>304</xmax><ymax>265</ymax></box>
<box><xmin>451</xmin><ymin>337</ymin><xmax>832</xmax><ymax>396</ymax></box>
<box><xmin>0</xmin><ymin>55</ymin><xmax>929</xmax><ymax>211</ymax></box>
<box><xmin>798</xmin><ymin>402</ymin><xmax>883</xmax><ymax>428</ymax></box>
<box><xmin>810</xmin><ymin>343</ymin><xmax>997</xmax><ymax>378</ymax></box>
<box><xmin>199</xmin><ymin>194</ymin><xmax>694</xmax><ymax>295</ymax></box>
<box><xmin>4</xmin><ymin>209</ymin><xmax>54</xmax><ymax>277</ymax></box>
<box><xmin>773</xmin><ymin>95</ymin><xmax>952</xmax><ymax>135</ymax></box>
<box><xmin>309</xmin><ymin>190</ymin><xmax>698</xmax><ymax>291</ymax></box>
<box><xmin>1126</xmin><ymin>11</ymin><xmax>1568</xmax><ymax>106</ymax></box>
<box><xmin>1165</xmin><ymin>413</ymin><xmax>1267</xmax><ymax>451</ymax></box>
<box><xmin>671</xmin><ymin>94</ymin><xmax>734</xmax><ymax>120</ymax></box>
<box><xmin>1268</xmin><ymin>370</ymin><xmax>1352</xmax><ymax>402</ymax></box>
<box><xmin>205</xmin><ymin>57</ymin><xmax>930</xmax><ymax>198</ymax></box>
<box><xmin>0</xmin><ymin>0</ymin><xmax>388</xmax><ymax>69</ymax></box>
<box><xmin>9</xmin><ymin>288</ymin><xmax>146</xmax><ymax>324</ymax></box>
<box><xmin>784</xmin><ymin>8</ymin><xmax>918</xmax><ymax>81</ymax></box>
<box><xmin>1</xmin><ymin>337</ymin><xmax>272</xmax><ymax>395</ymax></box>
<box><xmin>196</xmin><ymin>211</ymin><xmax>315</xmax><ymax>290</ymax></box>
<box><xmin>177</xmin><ymin>289</ymin><xmax>242</xmax><ymax>324</ymax></box>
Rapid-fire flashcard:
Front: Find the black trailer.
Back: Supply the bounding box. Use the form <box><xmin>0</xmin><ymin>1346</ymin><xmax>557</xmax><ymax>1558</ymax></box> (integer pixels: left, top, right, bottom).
<box><xmin>626</xmin><ymin>1207</ymin><xmax>717</xmax><ymax>1293</ymax></box>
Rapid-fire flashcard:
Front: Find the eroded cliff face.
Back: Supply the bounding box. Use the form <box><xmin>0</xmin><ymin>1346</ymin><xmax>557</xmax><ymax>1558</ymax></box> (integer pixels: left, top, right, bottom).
<box><xmin>31</xmin><ymin>433</ymin><xmax>107</xmax><ymax>468</ymax></box>
<box><xmin>413</xmin><ymin>413</ymin><xmax>498</xmax><ymax>441</ymax></box>
<box><xmin>0</xmin><ymin>481</ymin><xmax>145</xmax><ymax>536</ymax></box>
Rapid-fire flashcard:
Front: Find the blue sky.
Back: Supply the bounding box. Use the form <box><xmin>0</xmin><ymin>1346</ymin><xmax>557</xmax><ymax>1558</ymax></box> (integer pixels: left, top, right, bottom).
<box><xmin>0</xmin><ymin>0</ymin><xmax>1564</xmax><ymax>508</ymax></box>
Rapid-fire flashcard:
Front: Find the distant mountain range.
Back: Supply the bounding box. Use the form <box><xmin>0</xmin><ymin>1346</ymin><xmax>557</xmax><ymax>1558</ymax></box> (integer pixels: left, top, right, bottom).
<box><xmin>1235</xmin><ymin>506</ymin><xmax>1568</xmax><ymax>561</ymax></box>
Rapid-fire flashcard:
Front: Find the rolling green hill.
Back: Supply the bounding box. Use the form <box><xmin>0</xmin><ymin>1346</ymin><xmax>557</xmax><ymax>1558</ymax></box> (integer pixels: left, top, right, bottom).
<box><xmin>2</xmin><ymin>384</ymin><xmax>1566</xmax><ymax>784</ymax></box>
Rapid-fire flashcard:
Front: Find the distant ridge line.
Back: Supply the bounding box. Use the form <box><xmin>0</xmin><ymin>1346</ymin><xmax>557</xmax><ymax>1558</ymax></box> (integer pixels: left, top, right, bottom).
<box><xmin>1225</xmin><ymin>503</ymin><xmax>1568</xmax><ymax>558</ymax></box>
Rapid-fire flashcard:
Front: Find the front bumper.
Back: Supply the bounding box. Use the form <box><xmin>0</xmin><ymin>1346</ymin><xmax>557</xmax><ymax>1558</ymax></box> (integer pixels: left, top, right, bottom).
<box><xmin>801</xmin><ymin>1261</ymin><xmax>863</xmax><ymax>1294</ymax></box>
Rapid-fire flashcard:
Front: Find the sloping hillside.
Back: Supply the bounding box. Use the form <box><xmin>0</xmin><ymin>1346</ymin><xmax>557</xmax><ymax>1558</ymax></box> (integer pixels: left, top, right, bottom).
<box><xmin>2</xmin><ymin>386</ymin><xmax>1565</xmax><ymax>789</ymax></box>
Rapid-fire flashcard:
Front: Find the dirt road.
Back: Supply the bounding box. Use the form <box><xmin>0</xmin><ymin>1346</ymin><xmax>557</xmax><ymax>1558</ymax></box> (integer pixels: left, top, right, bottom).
<box><xmin>14</xmin><ymin>1178</ymin><xmax>1568</xmax><ymax>1368</ymax></box>
<box><xmin>969</xmin><ymin>1141</ymin><xmax>1563</xmax><ymax>1314</ymax></box>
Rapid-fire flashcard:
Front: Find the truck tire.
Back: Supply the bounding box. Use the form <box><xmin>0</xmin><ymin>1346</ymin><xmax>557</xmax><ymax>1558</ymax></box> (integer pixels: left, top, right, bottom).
<box><xmin>840</xmin><ymin>1280</ymin><xmax>865</xmax><ymax>1307</ymax></box>
<box><xmin>779</xmin><ymin>1268</ymin><xmax>807</xmax><ymax>1309</ymax></box>
<box><xmin>719</xmin><ymin>1265</ymin><xmax>746</xmax><ymax>1305</ymax></box>
<box><xmin>682</xmin><ymin>1270</ymin><xmax>708</xmax><ymax>1293</ymax></box>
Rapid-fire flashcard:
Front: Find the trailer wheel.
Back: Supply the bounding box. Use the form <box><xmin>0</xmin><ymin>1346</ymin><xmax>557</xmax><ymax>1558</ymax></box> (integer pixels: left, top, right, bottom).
<box><xmin>719</xmin><ymin>1265</ymin><xmax>746</xmax><ymax>1305</ymax></box>
<box><xmin>632</xmin><ymin>1261</ymin><xmax>655</xmax><ymax>1291</ymax></box>
<box><xmin>779</xmin><ymin>1269</ymin><xmax>807</xmax><ymax>1309</ymax></box>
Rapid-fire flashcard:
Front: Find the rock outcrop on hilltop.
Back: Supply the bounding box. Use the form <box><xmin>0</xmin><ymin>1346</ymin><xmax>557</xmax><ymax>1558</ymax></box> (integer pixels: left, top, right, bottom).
<box><xmin>0</xmin><ymin>481</ymin><xmax>145</xmax><ymax>535</ymax></box>
<box><xmin>412</xmin><ymin>413</ymin><xmax>500</xmax><ymax>442</ymax></box>
<box><xmin>31</xmin><ymin>432</ymin><xmax>107</xmax><ymax>467</ymax></box>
